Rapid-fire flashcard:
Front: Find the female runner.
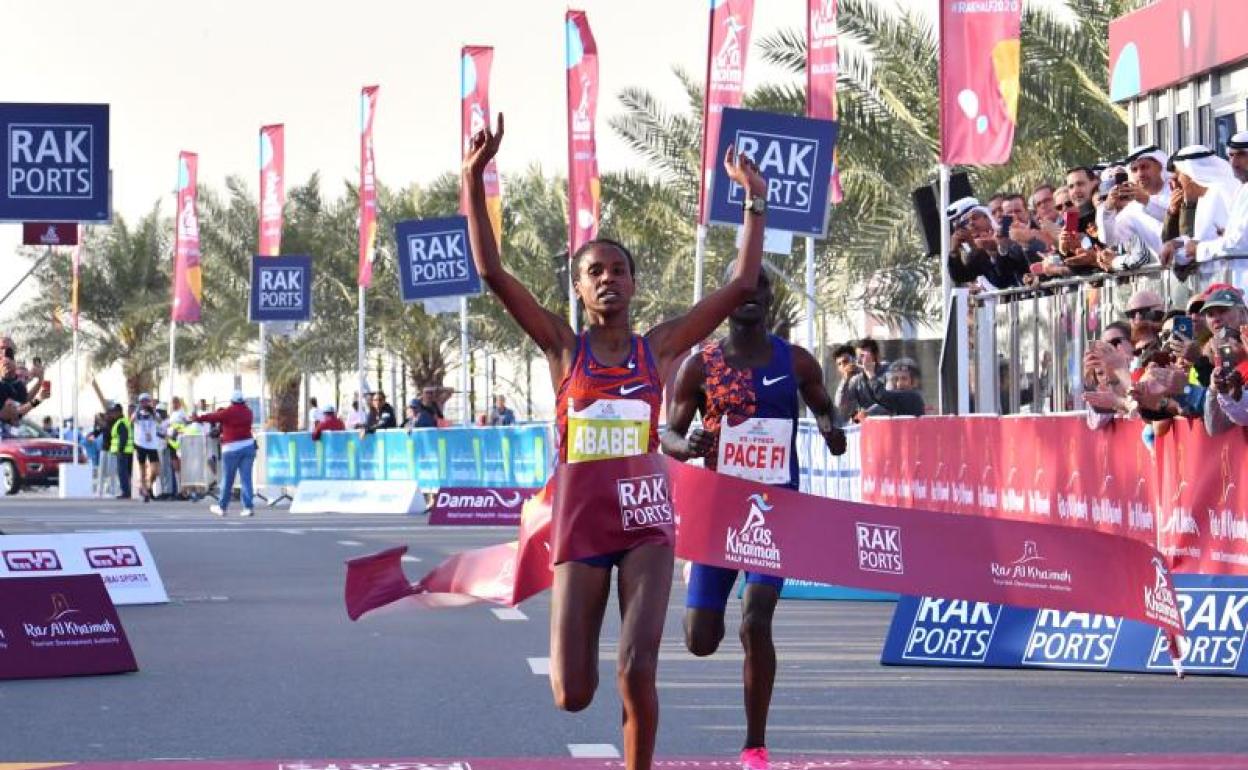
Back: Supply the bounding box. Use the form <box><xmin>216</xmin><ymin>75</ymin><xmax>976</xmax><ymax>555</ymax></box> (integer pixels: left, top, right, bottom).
<box><xmin>463</xmin><ymin>114</ymin><xmax>766</xmax><ymax>770</ymax></box>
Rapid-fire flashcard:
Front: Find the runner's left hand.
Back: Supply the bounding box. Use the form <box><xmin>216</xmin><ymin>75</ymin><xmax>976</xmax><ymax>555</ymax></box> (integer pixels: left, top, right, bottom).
<box><xmin>822</xmin><ymin>426</ymin><xmax>847</xmax><ymax>457</ymax></box>
<box><xmin>685</xmin><ymin>427</ymin><xmax>715</xmax><ymax>458</ymax></box>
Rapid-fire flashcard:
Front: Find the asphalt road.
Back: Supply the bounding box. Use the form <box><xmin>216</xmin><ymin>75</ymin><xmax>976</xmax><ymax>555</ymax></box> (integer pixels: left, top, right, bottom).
<box><xmin>1</xmin><ymin>494</ymin><xmax>1246</xmax><ymax>765</ymax></box>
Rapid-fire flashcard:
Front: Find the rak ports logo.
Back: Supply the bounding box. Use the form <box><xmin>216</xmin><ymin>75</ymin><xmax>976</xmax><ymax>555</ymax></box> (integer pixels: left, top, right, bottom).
<box><xmin>84</xmin><ymin>546</ymin><xmax>142</xmax><ymax>569</ymax></box>
<box><xmin>3</xmin><ymin>549</ymin><xmax>62</xmax><ymax>572</ymax></box>
<box><xmin>616</xmin><ymin>474</ymin><xmax>673</xmax><ymax>531</ymax></box>
<box><xmin>725</xmin><ymin>493</ymin><xmax>781</xmax><ymax>571</ymax></box>
<box><xmin>855</xmin><ymin>522</ymin><xmax>904</xmax><ymax>575</ymax></box>
<box><xmin>990</xmin><ymin>540</ymin><xmax>1073</xmax><ymax>592</ymax></box>
<box><xmin>902</xmin><ymin>598</ymin><xmax>1001</xmax><ymax>663</ymax></box>
<box><xmin>1147</xmin><ymin>584</ymin><xmax>1248</xmax><ymax>672</ymax></box>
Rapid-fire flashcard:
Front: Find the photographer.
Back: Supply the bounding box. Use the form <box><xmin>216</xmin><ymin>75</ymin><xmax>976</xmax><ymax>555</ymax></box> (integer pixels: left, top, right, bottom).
<box><xmin>1161</xmin><ymin>145</ymin><xmax>1241</xmax><ymax>268</ymax></box>
<box><xmin>1098</xmin><ymin>145</ymin><xmax>1169</xmax><ymax>261</ymax></box>
<box><xmin>946</xmin><ymin>197</ymin><xmax>1029</xmax><ymax>289</ymax></box>
<box><xmin>1200</xmin><ymin>288</ymin><xmax>1248</xmax><ymax>431</ymax></box>
<box><xmin>862</xmin><ymin>358</ymin><xmax>926</xmax><ymax>419</ymax></box>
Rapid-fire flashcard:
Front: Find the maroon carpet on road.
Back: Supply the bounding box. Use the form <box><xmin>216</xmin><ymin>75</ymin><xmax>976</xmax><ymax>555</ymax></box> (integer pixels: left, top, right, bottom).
<box><xmin>23</xmin><ymin>754</ymin><xmax>1248</xmax><ymax>769</ymax></box>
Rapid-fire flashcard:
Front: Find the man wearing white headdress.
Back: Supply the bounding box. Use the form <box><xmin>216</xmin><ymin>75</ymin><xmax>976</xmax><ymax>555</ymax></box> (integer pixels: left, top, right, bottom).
<box><xmin>1098</xmin><ymin>144</ymin><xmax>1171</xmax><ymax>259</ymax></box>
<box><xmin>1173</xmin><ymin>132</ymin><xmax>1248</xmax><ymax>268</ymax></box>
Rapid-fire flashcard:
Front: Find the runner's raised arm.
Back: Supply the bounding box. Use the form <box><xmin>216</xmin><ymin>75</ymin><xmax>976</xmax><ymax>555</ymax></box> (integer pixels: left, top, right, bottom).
<box><xmin>647</xmin><ymin>146</ymin><xmax>768</xmax><ymax>379</ymax></box>
<box><xmin>462</xmin><ymin>113</ymin><xmax>577</xmax><ymax>363</ymax></box>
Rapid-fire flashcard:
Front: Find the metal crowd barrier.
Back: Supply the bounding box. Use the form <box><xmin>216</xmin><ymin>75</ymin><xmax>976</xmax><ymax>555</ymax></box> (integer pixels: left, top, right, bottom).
<box><xmin>177</xmin><ymin>433</ymin><xmax>220</xmax><ymax>497</ymax></box>
<box><xmin>942</xmin><ymin>255</ymin><xmax>1248</xmax><ymax>416</ymax></box>
<box><xmin>93</xmin><ymin>452</ymin><xmax>117</xmax><ymax>497</ymax></box>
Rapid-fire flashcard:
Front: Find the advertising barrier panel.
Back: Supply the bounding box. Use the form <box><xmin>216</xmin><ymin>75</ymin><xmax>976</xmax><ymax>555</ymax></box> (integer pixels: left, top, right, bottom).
<box><xmin>0</xmin><ymin>531</ymin><xmax>168</xmax><ymax>605</ymax></box>
<box><xmin>0</xmin><ymin>574</ymin><xmax>138</xmax><ymax>680</ymax></box>
<box><xmin>428</xmin><ymin>487</ymin><xmax>539</xmax><ymax>526</ymax></box>
<box><xmin>290</xmin><ymin>481</ymin><xmax>425</xmax><ymax>515</ymax></box>
<box><xmin>860</xmin><ymin>415</ymin><xmax>1248</xmax><ymax>576</ymax></box>
<box><xmin>882</xmin><ymin>574</ymin><xmax>1248</xmax><ymax>676</ymax></box>
<box><xmin>263</xmin><ymin>425</ymin><xmax>553</xmax><ymax>489</ymax></box>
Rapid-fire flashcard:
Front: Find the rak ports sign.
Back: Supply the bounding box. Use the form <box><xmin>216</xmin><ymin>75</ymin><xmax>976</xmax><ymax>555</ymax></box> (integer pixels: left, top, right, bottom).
<box><xmin>1</xmin><ymin>103</ymin><xmax>110</xmax><ymax>222</ymax></box>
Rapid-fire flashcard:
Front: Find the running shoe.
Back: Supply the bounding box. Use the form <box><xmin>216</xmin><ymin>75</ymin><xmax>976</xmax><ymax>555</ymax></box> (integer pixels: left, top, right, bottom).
<box><xmin>740</xmin><ymin>747</ymin><xmax>770</xmax><ymax>770</ymax></box>
<box><xmin>210</xmin><ymin>504</ymin><xmax>225</xmax><ymax>517</ymax></box>
<box><xmin>240</xmin><ymin>508</ymin><xmax>254</xmax><ymax>518</ymax></box>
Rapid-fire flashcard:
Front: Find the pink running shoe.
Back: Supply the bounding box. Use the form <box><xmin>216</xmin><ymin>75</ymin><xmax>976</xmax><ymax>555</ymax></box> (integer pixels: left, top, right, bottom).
<box><xmin>740</xmin><ymin>746</ymin><xmax>770</xmax><ymax>770</ymax></box>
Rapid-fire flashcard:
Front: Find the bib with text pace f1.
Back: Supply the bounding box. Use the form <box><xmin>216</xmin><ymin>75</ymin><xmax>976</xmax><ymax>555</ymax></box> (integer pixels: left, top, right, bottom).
<box><xmin>566</xmin><ymin>398</ymin><xmax>651</xmax><ymax>464</ymax></box>
<box><xmin>717</xmin><ymin>415</ymin><xmax>793</xmax><ymax>485</ymax></box>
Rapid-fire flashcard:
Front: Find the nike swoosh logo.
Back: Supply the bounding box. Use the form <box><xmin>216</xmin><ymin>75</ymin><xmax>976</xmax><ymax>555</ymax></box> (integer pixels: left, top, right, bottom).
<box><xmin>619</xmin><ymin>384</ymin><xmax>647</xmax><ymax>396</ymax></box>
<box><xmin>762</xmin><ymin>375</ymin><xmax>788</xmax><ymax>386</ymax></box>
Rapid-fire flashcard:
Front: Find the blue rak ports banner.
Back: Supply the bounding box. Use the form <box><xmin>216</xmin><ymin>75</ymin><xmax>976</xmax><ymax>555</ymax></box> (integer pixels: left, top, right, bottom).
<box><xmin>881</xmin><ymin>574</ymin><xmax>1248</xmax><ymax>676</ymax></box>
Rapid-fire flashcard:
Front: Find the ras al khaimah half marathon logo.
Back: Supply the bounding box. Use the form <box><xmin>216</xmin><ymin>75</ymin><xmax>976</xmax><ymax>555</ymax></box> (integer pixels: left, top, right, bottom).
<box><xmin>725</xmin><ymin>493</ymin><xmax>782</xmax><ymax>571</ymax></box>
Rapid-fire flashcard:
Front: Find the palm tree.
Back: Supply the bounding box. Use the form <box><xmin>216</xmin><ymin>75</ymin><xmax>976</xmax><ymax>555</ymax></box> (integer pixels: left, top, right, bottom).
<box><xmin>616</xmin><ymin>0</ymin><xmax>1134</xmax><ymax>329</ymax></box>
<box><xmin>9</xmin><ymin>207</ymin><xmax>172</xmax><ymax>404</ymax></box>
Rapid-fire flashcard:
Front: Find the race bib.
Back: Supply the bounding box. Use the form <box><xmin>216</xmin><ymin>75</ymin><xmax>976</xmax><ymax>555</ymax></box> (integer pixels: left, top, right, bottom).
<box><xmin>567</xmin><ymin>398</ymin><xmax>650</xmax><ymax>464</ymax></box>
<box><xmin>716</xmin><ymin>416</ymin><xmax>793</xmax><ymax>485</ymax></box>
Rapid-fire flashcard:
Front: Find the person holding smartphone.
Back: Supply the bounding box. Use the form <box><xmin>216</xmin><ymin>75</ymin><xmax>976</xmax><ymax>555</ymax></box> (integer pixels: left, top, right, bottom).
<box><xmin>1098</xmin><ymin>146</ymin><xmax>1170</xmax><ymax>261</ymax></box>
<box><xmin>1199</xmin><ymin>288</ymin><xmax>1248</xmax><ymax>432</ymax></box>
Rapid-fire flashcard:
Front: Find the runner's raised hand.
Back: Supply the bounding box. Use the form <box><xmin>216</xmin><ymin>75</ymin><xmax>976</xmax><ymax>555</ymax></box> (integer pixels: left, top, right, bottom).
<box><xmin>463</xmin><ymin>113</ymin><xmax>505</xmax><ymax>178</ymax></box>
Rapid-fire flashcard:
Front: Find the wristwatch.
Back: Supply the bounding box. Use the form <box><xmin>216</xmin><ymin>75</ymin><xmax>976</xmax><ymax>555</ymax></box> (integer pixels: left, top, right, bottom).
<box><xmin>743</xmin><ymin>194</ymin><xmax>767</xmax><ymax>216</ymax></box>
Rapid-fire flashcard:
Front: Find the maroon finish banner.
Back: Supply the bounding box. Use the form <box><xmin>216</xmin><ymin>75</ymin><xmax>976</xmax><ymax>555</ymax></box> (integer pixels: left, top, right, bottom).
<box><xmin>427</xmin><ymin>487</ymin><xmax>539</xmax><ymax>526</ymax></box>
<box><xmin>566</xmin><ymin>10</ymin><xmax>601</xmax><ymax>256</ymax></box>
<box><xmin>347</xmin><ymin>456</ymin><xmax>1183</xmax><ymax>635</ymax></box>
<box><xmin>258</xmin><ymin>124</ymin><xmax>284</xmax><ymax>257</ymax></box>
<box><xmin>172</xmin><ymin>151</ymin><xmax>202</xmax><ymax>323</ymax></box>
<box><xmin>22</xmin><ymin>221</ymin><xmax>78</xmax><ymax>246</ymax></box>
<box><xmin>806</xmin><ymin>0</ymin><xmax>842</xmax><ymax>203</ymax></box>
<box><xmin>358</xmin><ymin>86</ymin><xmax>379</xmax><ymax>289</ymax></box>
<box><xmin>698</xmin><ymin>0</ymin><xmax>754</xmax><ymax>225</ymax></box>
<box><xmin>860</xmin><ymin>415</ymin><xmax>1248</xmax><ymax>576</ymax></box>
<box><xmin>0</xmin><ymin>574</ymin><xmax>138</xmax><ymax>680</ymax></box>
<box><xmin>938</xmin><ymin>0</ymin><xmax>1021</xmax><ymax>165</ymax></box>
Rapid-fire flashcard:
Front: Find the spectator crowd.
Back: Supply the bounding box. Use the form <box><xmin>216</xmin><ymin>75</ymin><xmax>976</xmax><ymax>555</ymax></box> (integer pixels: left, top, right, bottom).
<box><xmin>946</xmin><ymin>132</ymin><xmax>1248</xmax><ymax>291</ymax></box>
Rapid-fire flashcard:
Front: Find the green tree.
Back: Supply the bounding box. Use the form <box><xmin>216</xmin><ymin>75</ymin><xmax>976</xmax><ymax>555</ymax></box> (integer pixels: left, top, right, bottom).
<box><xmin>9</xmin><ymin>207</ymin><xmax>171</xmax><ymax>404</ymax></box>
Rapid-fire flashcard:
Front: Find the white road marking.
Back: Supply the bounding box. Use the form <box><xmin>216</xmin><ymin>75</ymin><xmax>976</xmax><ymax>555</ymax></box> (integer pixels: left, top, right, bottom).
<box><xmin>111</xmin><ymin>526</ymin><xmax>428</xmax><ymax>534</ymax></box>
<box><xmin>279</xmin><ymin>529</ymin><xmax>306</xmax><ymax>535</ymax></box>
<box><xmin>527</xmin><ymin>657</ymin><xmax>551</xmax><ymax>676</ymax></box>
<box><xmin>567</xmin><ymin>744</ymin><xmax>620</xmax><ymax>758</ymax></box>
<box><xmin>337</xmin><ymin>539</ymin><xmax>364</xmax><ymax>546</ymax></box>
<box><xmin>491</xmin><ymin>607</ymin><xmax>527</xmax><ymax>621</ymax></box>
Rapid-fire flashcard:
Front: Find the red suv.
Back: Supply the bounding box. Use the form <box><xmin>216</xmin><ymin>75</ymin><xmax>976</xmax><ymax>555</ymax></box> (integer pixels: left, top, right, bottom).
<box><xmin>0</xmin><ymin>422</ymin><xmax>83</xmax><ymax>494</ymax></box>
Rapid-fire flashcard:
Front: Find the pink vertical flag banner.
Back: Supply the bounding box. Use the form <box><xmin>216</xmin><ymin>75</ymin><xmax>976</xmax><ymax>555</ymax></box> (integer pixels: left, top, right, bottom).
<box><xmin>566</xmin><ymin>10</ymin><xmax>601</xmax><ymax>256</ymax></box>
<box><xmin>807</xmin><ymin>0</ymin><xmax>843</xmax><ymax>203</ymax></box>
<box><xmin>172</xmin><ymin>151</ymin><xmax>202</xmax><ymax>323</ymax></box>
<box><xmin>461</xmin><ymin>46</ymin><xmax>503</xmax><ymax>240</ymax></box>
<box><xmin>358</xmin><ymin>86</ymin><xmax>379</xmax><ymax>289</ymax></box>
<box><xmin>939</xmin><ymin>0</ymin><xmax>1022</xmax><ymax>165</ymax></box>
<box><xmin>259</xmin><ymin>124</ymin><xmax>285</xmax><ymax>257</ymax></box>
<box><xmin>698</xmin><ymin>0</ymin><xmax>755</xmax><ymax>225</ymax></box>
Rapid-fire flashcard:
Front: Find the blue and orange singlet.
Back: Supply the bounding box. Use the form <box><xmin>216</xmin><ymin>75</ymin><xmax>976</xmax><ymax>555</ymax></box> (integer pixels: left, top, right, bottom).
<box><xmin>700</xmin><ymin>335</ymin><xmax>800</xmax><ymax>489</ymax></box>
<box><xmin>556</xmin><ymin>332</ymin><xmax>662</xmax><ymax>464</ymax></box>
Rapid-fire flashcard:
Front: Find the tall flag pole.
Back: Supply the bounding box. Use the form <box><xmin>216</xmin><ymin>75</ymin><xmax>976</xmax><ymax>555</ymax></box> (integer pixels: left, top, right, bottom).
<box><xmin>171</xmin><ymin>151</ymin><xmax>202</xmax><ymax>406</ymax></box>
<box><xmin>565</xmin><ymin>10</ymin><xmax>600</xmax><ymax>331</ymax></box>
<box><xmin>937</xmin><ymin>0</ymin><xmax>1021</xmax><ymax>413</ymax></box>
<box><xmin>695</xmin><ymin>0</ymin><xmax>755</xmax><ymax>304</ymax></box>
<box><xmin>805</xmin><ymin>0</ymin><xmax>840</xmax><ymax>353</ymax></box>
<box><xmin>358</xmin><ymin>86</ymin><xmax>379</xmax><ymax>402</ymax></box>
<box><xmin>71</xmin><ymin>227</ymin><xmax>81</xmax><ymax>464</ymax></box>
<box><xmin>258</xmin><ymin>124</ymin><xmax>285</xmax><ymax>428</ymax></box>
<box><xmin>460</xmin><ymin>46</ymin><xmax>500</xmax><ymax>426</ymax></box>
